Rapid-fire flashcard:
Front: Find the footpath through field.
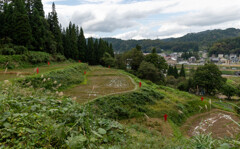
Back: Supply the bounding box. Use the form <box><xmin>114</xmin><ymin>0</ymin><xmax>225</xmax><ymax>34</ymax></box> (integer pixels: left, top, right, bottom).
<box><xmin>64</xmin><ymin>66</ymin><xmax>138</xmax><ymax>104</ymax></box>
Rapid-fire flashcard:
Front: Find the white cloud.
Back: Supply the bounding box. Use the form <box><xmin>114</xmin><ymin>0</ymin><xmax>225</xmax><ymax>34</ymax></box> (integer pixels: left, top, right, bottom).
<box><xmin>42</xmin><ymin>0</ymin><xmax>240</xmax><ymax>39</ymax></box>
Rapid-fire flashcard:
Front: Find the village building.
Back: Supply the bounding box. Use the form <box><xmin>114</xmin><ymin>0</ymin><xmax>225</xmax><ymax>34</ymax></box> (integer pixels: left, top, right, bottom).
<box><xmin>188</xmin><ymin>56</ymin><xmax>196</xmax><ymax>63</ymax></box>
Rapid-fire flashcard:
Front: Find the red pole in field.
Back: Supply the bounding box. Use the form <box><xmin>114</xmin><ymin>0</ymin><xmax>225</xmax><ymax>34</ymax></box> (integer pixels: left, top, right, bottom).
<box><xmin>84</xmin><ymin>71</ymin><xmax>86</xmax><ymax>75</ymax></box>
<box><xmin>201</xmin><ymin>97</ymin><xmax>204</xmax><ymax>101</ymax></box>
<box><xmin>164</xmin><ymin>114</ymin><xmax>168</xmax><ymax>122</ymax></box>
<box><xmin>139</xmin><ymin>82</ymin><xmax>142</xmax><ymax>88</ymax></box>
<box><xmin>48</xmin><ymin>61</ymin><xmax>50</xmax><ymax>65</ymax></box>
<box><xmin>36</xmin><ymin>68</ymin><xmax>39</xmax><ymax>74</ymax></box>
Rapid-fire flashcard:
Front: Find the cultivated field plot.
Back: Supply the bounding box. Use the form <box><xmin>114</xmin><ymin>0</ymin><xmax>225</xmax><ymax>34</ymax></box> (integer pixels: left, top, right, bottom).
<box><xmin>182</xmin><ymin>109</ymin><xmax>240</xmax><ymax>138</ymax></box>
<box><xmin>0</xmin><ymin>63</ymin><xmax>72</xmax><ymax>81</ymax></box>
<box><xmin>64</xmin><ymin>67</ymin><xmax>136</xmax><ymax>104</ymax></box>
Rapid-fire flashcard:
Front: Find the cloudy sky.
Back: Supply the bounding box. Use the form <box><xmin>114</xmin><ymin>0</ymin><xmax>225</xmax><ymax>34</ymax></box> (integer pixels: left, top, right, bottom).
<box><xmin>42</xmin><ymin>0</ymin><xmax>240</xmax><ymax>40</ymax></box>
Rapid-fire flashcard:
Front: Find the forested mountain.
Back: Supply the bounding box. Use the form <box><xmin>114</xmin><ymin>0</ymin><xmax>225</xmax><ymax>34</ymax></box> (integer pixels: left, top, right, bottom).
<box><xmin>0</xmin><ymin>0</ymin><xmax>114</xmax><ymax>65</ymax></box>
<box><xmin>102</xmin><ymin>28</ymin><xmax>240</xmax><ymax>53</ymax></box>
<box><xmin>209</xmin><ymin>37</ymin><xmax>240</xmax><ymax>56</ymax></box>
<box><xmin>164</xmin><ymin>28</ymin><xmax>240</xmax><ymax>45</ymax></box>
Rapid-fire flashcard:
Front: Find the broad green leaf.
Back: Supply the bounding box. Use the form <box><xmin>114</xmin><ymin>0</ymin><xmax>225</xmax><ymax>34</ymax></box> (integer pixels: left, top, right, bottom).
<box><xmin>98</xmin><ymin>128</ymin><xmax>106</xmax><ymax>135</ymax></box>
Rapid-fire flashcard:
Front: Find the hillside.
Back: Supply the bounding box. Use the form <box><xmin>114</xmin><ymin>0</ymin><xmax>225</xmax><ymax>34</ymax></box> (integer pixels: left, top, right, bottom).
<box><xmin>209</xmin><ymin>36</ymin><xmax>240</xmax><ymax>55</ymax></box>
<box><xmin>102</xmin><ymin>28</ymin><xmax>240</xmax><ymax>52</ymax></box>
<box><xmin>164</xmin><ymin>28</ymin><xmax>240</xmax><ymax>45</ymax></box>
<box><xmin>0</xmin><ymin>63</ymin><xmax>240</xmax><ymax>148</ymax></box>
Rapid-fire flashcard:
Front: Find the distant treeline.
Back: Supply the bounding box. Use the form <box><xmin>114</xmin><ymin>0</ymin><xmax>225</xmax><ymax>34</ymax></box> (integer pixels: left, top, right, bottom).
<box><xmin>102</xmin><ymin>38</ymin><xmax>199</xmax><ymax>53</ymax></box>
<box><xmin>209</xmin><ymin>37</ymin><xmax>240</xmax><ymax>56</ymax></box>
<box><xmin>102</xmin><ymin>28</ymin><xmax>240</xmax><ymax>53</ymax></box>
<box><xmin>0</xmin><ymin>0</ymin><xmax>114</xmax><ymax>65</ymax></box>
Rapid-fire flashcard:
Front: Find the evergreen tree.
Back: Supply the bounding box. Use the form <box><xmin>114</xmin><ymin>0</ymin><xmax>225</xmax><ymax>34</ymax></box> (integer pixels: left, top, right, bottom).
<box><xmin>2</xmin><ymin>3</ymin><xmax>15</xmax><ymax>43</ymax></box>
<box><xmin>33</xmin><ymin>0</ymin><xmax>44</xmax><ymax>17</ymax></box>
<box><xmin>94</xmin><ymin>39</ymin><xmax>99</xmax><ymax>64</ymax></box>
<box><xmin>179</xmin><ymin>64</ymin><xmax>186</xmax><ymax>77</ymax></box>
<box><xmin>13</xmin><ymin>0</ymin><xmax>32</xmax><ymax>46</ymax></box>
<box><xmin>63</xmin><ymin>22</ymin><xmax>78</xmax><ymax>59</ymax></box>
<box><xmin>109</xmin><ymin>43</ymin><xmax>114</xmax><ymax>57</ymax></box>
<box><xmin>31</xmin><ymin>8</ymin><xmax>44</xmax><ymax>50</ymax></box>
<box><xmin>87</xmin><ymin>37</ymin><xmax>95</xmax><ymax>64</ymax></box>
<box><xmin>173</xmin><ymin>65</ymin><xmax>179</xmax><ymax>78</ymax></box>
<box><xmin>77</xmin><ymin>27</ymin><xmax>87</xmax><ymax>61</ymax></box>
<box><xmin>167</xmin><ymin>65</ymin><xmax>173</xmax><ymax>76</ymax></box>
<box><xmin>98</xmin><ymin>38</ymin><xmax>106</xmax><ymax>64</ymax></box>
<box><xmin>48</xmin><ymin>2</ymin><xmax>63</xmax><ymax>54</ymax></box>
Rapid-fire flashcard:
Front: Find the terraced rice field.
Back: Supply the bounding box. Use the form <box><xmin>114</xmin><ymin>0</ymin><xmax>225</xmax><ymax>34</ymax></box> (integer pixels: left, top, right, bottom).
<box><xmin>64</xmin><ymin>66</ymin><xmax>137</xmax><ymax>104</ymax></box>
<box><xmin>0</xmin><ymin>63</ymin><xmax>73</xmax><ymax>81</ymax></box>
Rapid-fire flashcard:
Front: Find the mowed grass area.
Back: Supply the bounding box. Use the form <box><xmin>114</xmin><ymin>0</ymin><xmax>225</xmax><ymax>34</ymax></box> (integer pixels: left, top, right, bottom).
<box><xmin>0</xmin><ymin>62</ymin><xmax>75</xmax><ymax>81</ymax></box>
<box><xmin>64</xmin><ymin>66</ymin><xmax>136</xmax><ymax>104</ymax></box>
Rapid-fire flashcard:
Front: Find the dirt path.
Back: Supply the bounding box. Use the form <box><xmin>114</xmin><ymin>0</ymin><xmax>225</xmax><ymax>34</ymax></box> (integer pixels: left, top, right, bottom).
<box><xmin>64</xmin><ymin>66</ymin><xmax>138</xmax><ymax>104</ymax></box>
<box><xmin>182</xmin><ymin>109</ymin><xmax>240</xmax><ymax>138</ymax></box>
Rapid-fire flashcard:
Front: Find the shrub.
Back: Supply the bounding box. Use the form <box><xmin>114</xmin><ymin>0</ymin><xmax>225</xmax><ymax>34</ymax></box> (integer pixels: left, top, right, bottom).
<box><xmin>25</xmin><ymin>51</ymin><xmax>52</xmax><ymax>64</ymax></box>
<box><xmin>1</xmin><ymin>47</ymin><xmax>15</xmax><ymax>55</ymax></box>
<box><xmin>220</xmin><ymin>84</ymin><xmax>237</xmax><ymax>100</ymax></box>
<box><xmin>13</xmin><ymin>46</ymin><xmax>28</xmax><ymax>54</ymax></box>
<box><xmin>0</xmin><ymin>86</ymin><xmax>127</xmax><ymax>148</ymax></box>
<box><xmin>54</xmin><ymin>54</ymin><xmax>66</xmax><ymax>62</ymax></box>
<box><xmin>138</xmin><ymin>61</ymin><xmax>164</xmax><ymax>83</ymax></box>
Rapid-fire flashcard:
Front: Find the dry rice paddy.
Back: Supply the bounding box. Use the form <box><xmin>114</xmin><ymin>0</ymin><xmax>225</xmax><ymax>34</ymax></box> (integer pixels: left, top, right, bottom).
<box><xmin>64</xmin><ymin>66</ymin><xmax>136</xmax><ymax>104</ymax></box>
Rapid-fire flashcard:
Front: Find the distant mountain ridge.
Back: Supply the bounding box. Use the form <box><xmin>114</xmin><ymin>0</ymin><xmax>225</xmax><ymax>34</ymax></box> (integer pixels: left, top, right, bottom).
<box><xmin>102</xmin><ymin>28</ymin><xmax>240</xmax><ymax>53</ymax></box>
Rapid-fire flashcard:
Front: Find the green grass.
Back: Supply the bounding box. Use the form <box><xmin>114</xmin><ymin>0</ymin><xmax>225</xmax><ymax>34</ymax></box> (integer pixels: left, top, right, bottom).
<box><xmin>16</xmin><ymin>63</ymin><xmax>89</xmax><ymax>91</ymax></box>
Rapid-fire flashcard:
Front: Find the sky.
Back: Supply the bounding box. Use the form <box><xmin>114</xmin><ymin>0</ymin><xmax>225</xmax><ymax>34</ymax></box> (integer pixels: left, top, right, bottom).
<box><xmin>42</xmin><ymin>0</ymin><xmax>240</xmax><ymax>40</ymax></box>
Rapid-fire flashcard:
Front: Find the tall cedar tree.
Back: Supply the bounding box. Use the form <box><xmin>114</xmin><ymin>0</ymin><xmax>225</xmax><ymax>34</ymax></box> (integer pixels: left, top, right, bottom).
<box><xmin>78</xmin><ymin>27</ymin><xmax>87</xmax><ymax>62</ymax></box>
<box><xmin>173</xmin><ymin>65</ymin><xmax>179</xmax><ymax>78</ymax></box>
<box><xmin>179</xmin><ymin>64</ymin><xmax>186</xmax><ymax>77</ymax></box>
<box><xmin>94</xmin><ymin>39</ymin><xmax>99</xmax><ymax>64</ymax></box>
<box><xmin>87</xmin><ymin>37</ymin><xmax>95</xmax><ymax>65</ymax></box>
<box><xmin>63</xmin><ymin>22</ymin><xmax>78</xmax><ymax>59</ymax></box>
<box><xmin>47</xmin><ymin>2</ymin><xmax>63</xmax><ymax>54</ymax></box>
<box><xmin>31</xmin><ymin>8</ymin><xmax>45</xmax><ymax>51</ymax></box>
<box><xmin>13</xmin><ymin>0</ymin><xmax>32</xmax><ymax>46</ymax></box>
<box><xmin>167</xmin><ymin>65</ymin><xmax>173</xmax><ymax>76</ymax></box>
<box><xmin>0</xmin><ymin>1</ymin><xmax>115</xmax><ymax>65</ymax></box>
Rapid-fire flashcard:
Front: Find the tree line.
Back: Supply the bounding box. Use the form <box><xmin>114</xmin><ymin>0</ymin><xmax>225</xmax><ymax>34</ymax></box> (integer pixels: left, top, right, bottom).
<box><xmin>0</xmin><ymin>0</ymin><xmax>114</xmax><ymax>65</ymax></box>
<box><xmin>209</xmin><ymin>37</ymin><xmax>240</xmax><ymax>56</ymax></box>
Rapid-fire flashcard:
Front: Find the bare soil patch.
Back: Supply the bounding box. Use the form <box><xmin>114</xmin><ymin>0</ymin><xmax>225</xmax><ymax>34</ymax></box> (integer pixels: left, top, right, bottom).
<box><xmin>182</xmin><ymin>109</ymin><xmax>240</xmax><ymax>138</ymax></box>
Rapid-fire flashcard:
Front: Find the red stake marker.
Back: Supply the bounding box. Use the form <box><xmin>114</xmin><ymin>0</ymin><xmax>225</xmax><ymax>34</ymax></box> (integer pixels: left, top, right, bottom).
<box><xmin>139</xmin><ymin>82</ymin><xmax>142</xmax><ymax>88</ymax></box>
<box><xmin>84</xmin><ymin>71</ymin><xmax>86</xmax><ymax>75</ymax></box>
<box><xmin>36</xmin><ymin>68</ymin><xmax>39</xmax><ymax>74</ymax></box>
<box><xmin>201</xmin><ymin>97</ymin><xmax>204</xmax><ymax>101</ymax></box>
<box><xmin>164</xmin><ymin>114</ymin><xmax>168</xmax><ymax>122</ymax></box>
<box><xmin>48</xmin><ymin>61</ymin><xmax>50</xmax><ymax>65</ymax></box>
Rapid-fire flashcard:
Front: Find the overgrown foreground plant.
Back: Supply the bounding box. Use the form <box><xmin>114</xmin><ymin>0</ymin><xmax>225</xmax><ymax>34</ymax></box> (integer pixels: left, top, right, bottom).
<box><xmin>0</xmin><ymin>82</ymin><xmax>127</xmax><ymax>148</ymax></box>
